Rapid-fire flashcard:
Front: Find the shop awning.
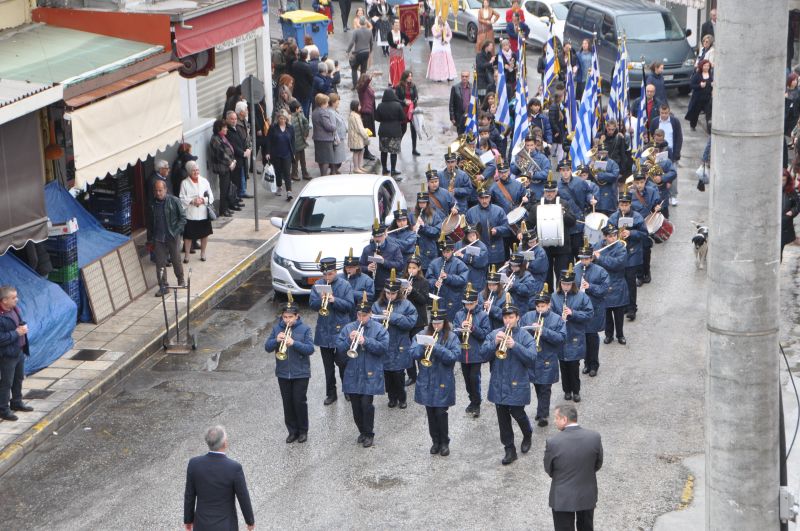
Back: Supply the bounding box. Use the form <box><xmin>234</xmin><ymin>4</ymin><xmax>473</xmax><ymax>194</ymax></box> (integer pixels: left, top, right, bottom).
<box><xmin>173</xmin><ymin>0</ymin><xmax>264</xmax><ymax>57</ymax></box>
<box><xmin>0</xmin><ymin>113</ymin><xmax>48</xmax><ymax>255</ymax></box>
<box><xmin>0</xmin><ymin>79</ymin><xmax>64</xmax><ymax>126</ymax></box>
<box><xmin>69</xmin><ymin>71</ymin><xmax>183</xmax><ymax>189</ymax></box>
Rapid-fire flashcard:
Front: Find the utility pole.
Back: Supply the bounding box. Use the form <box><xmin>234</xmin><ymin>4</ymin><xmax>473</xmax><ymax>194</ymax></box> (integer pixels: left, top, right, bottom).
<box><xmin>706</xmin><ymin>1</ymin><xmax>788</xmax><ymax>529</ymax></box>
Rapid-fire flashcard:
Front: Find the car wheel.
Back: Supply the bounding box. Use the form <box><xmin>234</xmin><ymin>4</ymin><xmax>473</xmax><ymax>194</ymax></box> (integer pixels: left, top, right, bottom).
<box><xmin>467</xmin><ymin>23</ymin><xmax>478</xmax><ymax>43</ymax></box>
<box><xmin>678</xmin><ymin>85</ymin><xmax>691</xmax><ymax>96</ymax></box>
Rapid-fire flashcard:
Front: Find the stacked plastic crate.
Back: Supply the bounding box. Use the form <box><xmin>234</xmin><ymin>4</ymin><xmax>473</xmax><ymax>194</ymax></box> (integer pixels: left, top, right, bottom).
<box><xmin>45</xmin><ymin>219</ymin><xmax>80</xmax><ymax>307</ymax></box>
<box><xmin>89</xmin><ymin>174</ymin><xmax>132</xmax><ymax>236</ymax></box>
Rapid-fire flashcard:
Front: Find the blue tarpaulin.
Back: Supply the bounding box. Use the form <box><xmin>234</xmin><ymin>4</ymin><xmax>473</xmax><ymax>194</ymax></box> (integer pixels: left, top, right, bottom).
<box><xmin>0</xmin><ymin>253</ymin><xmax>77</xmax><ymax>375</ymax></box>
<box><xmin>44</xmin><ymin>181</ymin><xmax>129</xmax><ymax>322</ymax></box>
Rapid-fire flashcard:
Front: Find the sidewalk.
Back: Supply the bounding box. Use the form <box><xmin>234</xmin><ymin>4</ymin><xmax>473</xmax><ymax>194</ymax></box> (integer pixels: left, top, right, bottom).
<box><xmin>0</xmin><ymin>183</ymin><xmax>288</xmax><ymax>477</ymax></box>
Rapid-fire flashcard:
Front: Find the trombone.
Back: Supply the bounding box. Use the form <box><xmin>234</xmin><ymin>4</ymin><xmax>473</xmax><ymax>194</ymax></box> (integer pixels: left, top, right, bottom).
<box><xmin>347</xmin><ymin>323</ymin><xmax>365</xmax><ymax>359</ymax></box>
<box><xmin>495</xmin><ymin>326</ymin><xmax>512</xmax><ymax>359</ymax></box>
<box><xmin>276</xmin><ymin>323</ymin><xmax>292</xmax><ymax>360</ymax></box>
<box><xmin>420</xmin><ymin>330</ymin><xmax>439</xmax><ymax>367</ymax></box>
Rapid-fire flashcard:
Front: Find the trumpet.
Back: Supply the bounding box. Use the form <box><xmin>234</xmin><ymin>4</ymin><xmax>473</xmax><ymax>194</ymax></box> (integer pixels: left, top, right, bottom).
<box><xmin>534</xmin><ymin>314</ymin><xmax>544</xmax><ymax>352</ymax></box>
<box><xmin>420</xmin><ymin>330</ymin><xmax>439</xmax><ymax>367</ymax></box>
<box><xmin>382</xmin><ymin>301</ymin><xmax>394</xmax><ymax>329</ymax></box>
<box><xmin>502</xmin><ymin>272</ymin><xmax>516</xmax><ymax>296</ymax></box>
<box><xmin>276</xmin><ymin>323</ymin><xmax>292</xmax><ymax>360</ymax></box>
<box><xmin>347</xmin><ymin>323</ymin><xmax>365</xmax><ymax>359</ymax></box>
<box><xmin>403</xmin><ymin>275</ymin><xmax>414</xmax><ymax>296</ymax></box>
<box><xmin>495</xmin><ymin>326</ymin><xmax>512</xmax><ymax>359</ymax></box>
<box><xmin>318</xmin><ymin>281</ymin><xmax>331</xmax><ymax>317</ymax></box>
<box><xmin>461</xmin><ymin>311</ymin><xmax>473</xmax><ymax>349</ymax></box>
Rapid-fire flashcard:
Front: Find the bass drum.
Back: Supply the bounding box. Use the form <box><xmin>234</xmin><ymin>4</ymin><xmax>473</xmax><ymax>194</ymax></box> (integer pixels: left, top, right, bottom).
<box><xmin>536</xmin><ymin>199</ymin><xmax>564</xmax><ymax>247</ymax></box>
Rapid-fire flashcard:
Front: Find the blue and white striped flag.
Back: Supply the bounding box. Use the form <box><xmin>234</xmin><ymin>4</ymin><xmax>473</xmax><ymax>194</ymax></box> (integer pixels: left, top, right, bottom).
<box><xmin>495</xmin><ymin>53</ymin><xmax>510</xmax><ymax>132</ymax></box>
<box><xmin>606</xmin><ymin>39</ymin><xmax>628</xmax><ymax>124</ymax></box>
<box><xmin>564</xmin><ymin>52</ymin><xmax>578</xmax><ymax>134</ymax></box>
<box><xmin>589</xmin><ymin>46</ymin><xmax>601</xmax><ymax>139</ymax></box>
<box><xmin>631</xmin><ymin>72</ymin><xmax>647</xmax><ymax>157</ymax></box>
<box><xmin>543</xmin><ymin>19</ymin><xmax>559</xmax><ymax>103</ymax></box>
<box><xmin>511</xmin><ymin>54</ymin><xmax>529</xmax><ymax>156</ymax></box>
<box><xmin>620</xmin><ymin>39</ymin><xmax>629</xmax><ymax>124</ymax></box>
<box><xmin>464</xmin><ymin>70</ymin><xmax>479</xmax><ymax>137</ymax></box>
<box><xmin>569</xmin><ymin>44</ymin><xmax>599</xmax><ymax>169</ymax></box>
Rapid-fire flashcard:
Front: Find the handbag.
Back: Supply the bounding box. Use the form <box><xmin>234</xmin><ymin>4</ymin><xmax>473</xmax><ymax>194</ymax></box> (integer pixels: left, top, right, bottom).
<box><xmin>264</xmin><ymin>161</ymin><xmax>276</xmax><ymax>182</ymax></box>
<box><xmin>206</xmin><ymin>204</ymin><xmax>218</xmax><ymax>221</ymax></box>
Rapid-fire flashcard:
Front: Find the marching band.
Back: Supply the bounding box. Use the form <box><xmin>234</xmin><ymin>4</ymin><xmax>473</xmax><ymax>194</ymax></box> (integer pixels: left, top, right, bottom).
<box><xmin>265</xmin><ymin>133</ymin><xmax>676</xmax><ymax>464</ymax></box>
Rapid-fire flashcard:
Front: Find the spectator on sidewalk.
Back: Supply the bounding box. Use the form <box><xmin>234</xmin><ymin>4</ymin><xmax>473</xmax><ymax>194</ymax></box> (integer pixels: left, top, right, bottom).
<box><xmin>273</xmin><ymin>74</ymin><xmax>294</xmax><ymax>122</ymax></box>
<box><xmin>171</xmin><ymin>144</ymin><xmax>197</xmax><ymax>197</ymax></box>
<box><xmin>0</xmin><ymin>285</ymin><xmax>32</xmax><ymax>422</ymax></box>
<box><xmin>147</xmin><ymin>160</ymin><xmax>173</xmax><ymax>204</ymax></box>
<box><xmin>266</xmin><ymin>110</ymin><xmax>296</xmax><ymax>200</ymax></box>
<box><xmin>313</xmin><ymin>62</ymin><xmax>333</xmax><ymax>105</ymax></box>
<box><xmin>180</xmin><ymin>161</ymin><xmax>214</xmax><ymax>263</ymax></box>
<box><xmin>356</xmin><ymin>73</ymin><xmax>378</xmax><ymax>161</ymax></box>
<box><xmin>348</xmin><ymin>100</ymin><xmax>371</xmax><ymax>173</ymax></box>
<box><xmin>225</xmin><ymin>111</ymin><xmax>249</xmax><ymax>204</ymax></box>
<box><xmin>374</xmin><ymin>88</ymin><xmax>405</xmax><ymax>177</ymax></box>
<box><xmin>329</xmin><ymin>93</ymin><xmax>349</xmax><ymax>174</ymax></box>
<box><xmin>209</xmin><ymin>119</ymin><xmax>237</xmax><ymax>217</ymax></box>
<box><xmin>146</xmin><ymin>180</ymin><xmax>186</xmax><ymax>296</ymax></box>
<box><xmin>312</xmin><ymin>93</ymin><xmax>337</xmax><ymax>176</ymax></box>
<box><xmin>449</xmin><ymin>71</ymin><xmax>471</xmax><ymax>135</ymax></box>
<box><xmin>292</xmin><ymin>49</ymin><xmax>314</xmax><ymax>118</ymax></box>
<box><xmin>234</xmin><ymin>103</ymin><xmax>254</xmax><ymax>199</ymax></box>
<box><xmin>290</xmin><ymin>99</ymin><xmax>312</xmax><ymax>181</ymax></box>
<box><xmin>184</xmin><ymin>426</ymin><xmax>255</xmax><ymax>531</ymax></box>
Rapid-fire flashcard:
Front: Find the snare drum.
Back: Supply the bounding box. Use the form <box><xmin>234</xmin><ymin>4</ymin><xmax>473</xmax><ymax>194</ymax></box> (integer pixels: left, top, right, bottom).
<box><xmin>652</xmin><ymin>218</ymin><xmax>674</xmax><ymax>243</ymax></box>
<box><xmin>507</xmin><ymin>206</ymin><xmax>527</xmax><ymax>234</ymax></box>
<box><xmin>645</xmin><ymin>212</ymin><xmax>665</xmax><ymax>235</ymax></box>
<box><xmin>583</xmin><ymin>212</ymin><xmax>608</xmax><ymax>246</ymax></box>
<box><xmin>536</xmin><ymin>200</ymin><xmax>565</xmax><ymax>247</ymax></box>
<box><xmin>442</xmin><ymin>214</ymin><xmax>465</xmax><ymax>243</ymax></box>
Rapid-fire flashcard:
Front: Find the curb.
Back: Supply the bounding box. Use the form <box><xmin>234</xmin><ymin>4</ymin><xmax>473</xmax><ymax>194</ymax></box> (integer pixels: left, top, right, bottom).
<box><xmin>0</xmin><ymin>232</ymin><xmax>279</xmax><ymax>479</ymax></box>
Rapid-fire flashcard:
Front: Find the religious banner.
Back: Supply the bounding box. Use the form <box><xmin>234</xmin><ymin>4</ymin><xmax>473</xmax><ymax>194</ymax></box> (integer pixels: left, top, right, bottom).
<box><xmin>398</xmin><ymin>3</ymin><xmax>421</xmax><ymax>43</ymax></box>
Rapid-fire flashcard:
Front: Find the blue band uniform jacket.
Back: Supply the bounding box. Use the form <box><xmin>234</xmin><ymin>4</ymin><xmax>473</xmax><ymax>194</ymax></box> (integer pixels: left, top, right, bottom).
<box><xmin>336</xmin><ymin>319</ymin><xmax>390</xmax><ymax>395</ymax></box>
<box><xmin>359</xmin><ymin>239</ymin><xmax>405</xmax><ymax>289</ymax></box>
<box><xmin>592</xmin><ymin>241</ymin><xmax>629</xmax><ymax>309</ymax></box>
<box><xmin>371</xmin><ymin>299</ymin><xmax>417</xmax><ymax>371</ymax></box>
<box><xmin>426</xmin><ymin>256</ymin><xmax>469</xmax><ymax>321</ymax></box>
<box><xmin>520</xmin><ymin>309</ymin><xmax>566</xmax><ymax>384</ymax></box>
<box><xmin>453</xmin><ymin>308</ymin><xmax>492</xmax><ymax>364</ymax></box>
<box><xmin>309</xmin><ymin>276</ymin><xmax>354</xmax><ymax>349</ymax></box>
<box><xmin>478</xmin><ymin>289</ymin><xmax>506</xmax><ymax>331</ymax></box>
<box><xmin>608</xmin><ymin>210</ymin><xmax>648</xmax><ymax>267</ymax></box>
<box><xmin>593</xmin><ymin>158</ymin><xmax>620</xmax><ymax>213</ymax></box>
<box><xmin>481</xmin><ymin>326</ymin><xmax>537</xmax><ymax>406</ymax></box>
<box><xmin>437</xmin><ymin>168</ymin><xmax>473</xmax><ymax>213</ymax></box>
<box><xmin>549</xmin><ymin>291</ymin><xmax>594</xmax><ymax>362</ymax></box>
<box><xmin>574</xmin><ymin>262</ymin><xmax>610</xmax><ymax>334</ymax></box>
<box><xmin>455</xmin><ymin>239</ymin><xmax>489</xmax><ymax>291</ymax></box>
<box><xmin>466</xmin><ymin>203</ymin><xmax>511</xmax><ymax>264</ymax></box>
<box><xmin>415</xmin><ymin>209</ymin><xmax>445</xmax><ymax>270</ymax></box>
<box><xmin>264</xmin><ymin>317</ymin><xmax>315</xmax><ymax>379</ymax></box>
<box><xmin>341</xmin><ymin>271</ymin><xmax>375</xmax><ymax>320</ymax></box>
<box><xmin>412</xmin><ymin>331</ymin><xmax>460</xmax><ymax>407</ymax></box>
<box><xmin>507</xmin><ymin>269</ymin><xmax>536</xmax><ymax>315</ymax></box>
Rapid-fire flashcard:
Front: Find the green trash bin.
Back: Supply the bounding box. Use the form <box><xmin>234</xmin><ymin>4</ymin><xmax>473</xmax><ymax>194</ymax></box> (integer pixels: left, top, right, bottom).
<box><xmin>280</xmin><ymin>10</ymin><xmax>330</xmax><ymax>57</ymax></box>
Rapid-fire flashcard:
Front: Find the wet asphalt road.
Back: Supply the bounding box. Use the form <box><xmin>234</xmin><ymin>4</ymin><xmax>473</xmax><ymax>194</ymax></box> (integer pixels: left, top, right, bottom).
<box><xmin>0</xmin><ymin>19</ymin><xmax>717</xmax><ymax>531</ymax></box>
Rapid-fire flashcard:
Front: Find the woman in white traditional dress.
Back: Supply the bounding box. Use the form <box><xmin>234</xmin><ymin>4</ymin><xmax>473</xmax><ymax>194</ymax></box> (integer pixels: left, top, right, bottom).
<box><xmin>426</xmin><ymin>17</ymin><xmax>456</xmax><ymax>83</ymax></box>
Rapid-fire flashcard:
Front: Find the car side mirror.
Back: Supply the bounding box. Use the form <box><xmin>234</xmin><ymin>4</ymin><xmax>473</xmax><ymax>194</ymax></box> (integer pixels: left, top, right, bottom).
<box><xmin>685</xmin><ymin>28</ymin><xmax>692</xmax><ymax>37</ymax></box>
<box><xmin>270</xmin><ymin>216</ymin><xmax>284</xmax><ymax>229</ymax></box>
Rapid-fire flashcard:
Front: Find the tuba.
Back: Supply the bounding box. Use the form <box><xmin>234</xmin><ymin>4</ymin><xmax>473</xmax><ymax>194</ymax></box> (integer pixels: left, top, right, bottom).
<box><xmin>450</xmin><ymin>138</ymin><xmax>485</xmax><ymax>187</ymax></box>
<box><xmin>513</xmin><ymin>148</ymin><xmax>541</xmax><ymax>178</ymax></box>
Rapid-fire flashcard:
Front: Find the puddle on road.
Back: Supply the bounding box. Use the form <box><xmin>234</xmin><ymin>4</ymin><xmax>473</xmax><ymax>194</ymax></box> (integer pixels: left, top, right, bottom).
<box><xmin>214</xmin><ymin>269</ymin><xmax>273</xmax><ymax>311</ymax></box>
<box><xmin>360</xmin><ymin>474</ymin><xmax>405</xmax><ymax>490</ymax></box>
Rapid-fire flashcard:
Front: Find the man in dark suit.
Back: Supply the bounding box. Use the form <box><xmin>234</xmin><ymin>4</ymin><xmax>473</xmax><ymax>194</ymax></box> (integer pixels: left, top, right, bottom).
<box><xmin>291</xmin><ymin>49</ymin><xmax>315</xmax><ymax>118</ymax></box>
<box><xmin>543</xmin><ymin>404</ymin><xmax>603</xmax><ymax>531</ymax></box>
<box><xmin>184</xmin><ymin>426</ymin><xmax>255</xmax><ymax>531</ymax></box>
<box><xmin>449</xmin><ymin>71</ymin><xmax>471</xmax><ymax>135</ymax></box>
<box><xmin>701</xmin><ymin>8</ymin><xmax>716</xmax><ymax>39</ymax></box>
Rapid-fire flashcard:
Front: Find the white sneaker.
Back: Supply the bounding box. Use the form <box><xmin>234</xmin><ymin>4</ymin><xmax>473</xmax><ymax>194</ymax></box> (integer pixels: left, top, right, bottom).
<box><xmin>670</xmin><ymin>197</ymin><xmax>678</xmax><ymax>206</ymax></box>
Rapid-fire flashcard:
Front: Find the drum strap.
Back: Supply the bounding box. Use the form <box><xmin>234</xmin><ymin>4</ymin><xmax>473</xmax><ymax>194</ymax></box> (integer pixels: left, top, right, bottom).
<box><xmin>496</xmin><ymin>180</ymin><xmax>514</xmax><ymax>205</ymax></box>
<box><xmin>429</xmin><ymin>192</ymin><xmax>444</xmax><ymax>212</ymax></box>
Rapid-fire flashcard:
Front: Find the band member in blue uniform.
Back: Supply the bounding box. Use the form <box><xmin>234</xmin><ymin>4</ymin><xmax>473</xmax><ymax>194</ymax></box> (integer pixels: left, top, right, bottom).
<box><xmin>373</xmin><ymin>269</ymin><xmax>418</xmax><ymax>409</ymax></box>
<box><xmin>608</xmin><ymin>191</ymin><xmax>647</xmax><ymax>321</ymax></box>
<box><xmin>589</xmin><ymin>145</ymin><xmax>620</xmax><ymax>215</ymax></box>
<box><xmin>414</xmin><ymin>185</ymin><xmax>445</xmax><ymax>270</ymax></box>
<box><xmin>630</xmin><ymin>169</ymin><xmax>661</xmax><ymax>285</ymax></box>
<box><xmin>360</xmin><ymin>218</ymin><xmax>405</xmax><ymax>300</ymax></box>
<box><xmin>426</xmin><ymin>235</ymin><xmax>469</xmax><ymax>321</ymax></box>
<box><xmin>265</xmin><ymin>293</ymin><xmax>315</xmax><ymax>443</ymax></box>
<box><xmin>575</xmin><ymin>239</ymin><xmax>610</xmax><ymax>377</ymax></box>
<box><xmin>310</xmin><ymin>255</ymin><xmax>355</xmax><ymax>405</ymax></box>
<box><xmin>479</xmin><ymin>265</ymin><xmax>505</xmax><ymax>331</ymax></box>
<box><xmin>426</xmin><ymin>165</ymin><xmax>457</xmax><ymax>217</ymax></box>
<box><xmin>454</xmin><ymin>224</ymin><xmax>489</xmax><ymax>292</ymax></box>
<box><xmin>403</xmin><ymin>247</ymin><xmax>429</xmax><ymax>386</ymax></box>
<box><xmin>525</xmin><ymin>175</ymin><xmax>577</xmax><ymax>288</ymax></box>
<box><xmin>550</xmin><ymin>264</ymin><xmax>594</xmax><ymax>403</ymax></box>
<box><xmin>342</xmin><ymin>247</ymin><xmax>374</xmax><ymax>320</ymax></box>
<box><xmin>505</xmin><ymin>245</ymin><xmax>536</xmax><ymax>315</ymax></box>
<box><xmin>520</xmin><ymin>283</ymin><xmax>566</xmax><ymax>427</ymax></box>
<box><xmin>438</xmin><ymin>148</ymin><xmax>473</xmax><ymax>212</ymax></box>
<box><xmin>413</xmin><ymin>299</ymin><xmax>460</xmax><ymax>456</ymax></box>
<box><xmin>593</xmin><ymin>224</ymin><xmax>629</xmax><ymax>345</ymax></box>
<box><xmin>490</xmin><ymin>162</ymin><xmax>528</xmax><ymax>214</ymax></box>
<box><xmin>482</xmin><ymin>293</ymin><xmax>537</xmax><ymax>465</ymax></box>
<box><xmin>336</xmin><ymin>292</ymin><xmax>390</xmax><ymax>448</ymax></box>
<box><xmin>453</xmin><ymin>283</ymin><xmax>492</xmax><ymax>418</ymax></box>
<box><xmin>519</xmin><ymin>225</ymin><xmax>549</xmax><ymax>294</ymax></box>
<box><xmin>466</xmin><ymin>186</ymin><xmax>511</xmax><ymax>269</ymax></box>
<box><xmin>557</xmin><ymin>157</ymin><xmax>595</xmax><ymax>259</ymax></box>
<box><xmin>512</xmin><ymin>134</ymin><xmax>550</xmax><ymax>200</ymax></box>
<box><xmin>387</xmin><ymin>203</ymin><xmax>417</xmax><ymax>262</ymax></box>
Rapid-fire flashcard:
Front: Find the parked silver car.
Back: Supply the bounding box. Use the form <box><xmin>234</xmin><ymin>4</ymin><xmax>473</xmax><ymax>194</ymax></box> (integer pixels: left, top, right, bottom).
<box><xmin>448</xmin><ymin>0</ymin><xmax>513</xmax><ymax>43</ymax></box>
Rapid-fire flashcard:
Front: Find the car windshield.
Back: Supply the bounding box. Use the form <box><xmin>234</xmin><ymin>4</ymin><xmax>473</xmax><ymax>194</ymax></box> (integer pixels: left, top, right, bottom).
<box><xmin>552</xmin><ymin>2</ymin><xmax>570</xmax><ymax>19</ymax></box>
<box><xmin>617</xmin><ymin>12</ymin><xmax>685</xmax><ymax>41</ymax></box>
<box><xmin>467</xmin><ymin>0</ymin><xmax>512</xmax><ymax>9</ymax></box>
<box><xmin>285</xmin><ymin>195</ymin><xmax>374</xmax><ymax>233</ymax></box>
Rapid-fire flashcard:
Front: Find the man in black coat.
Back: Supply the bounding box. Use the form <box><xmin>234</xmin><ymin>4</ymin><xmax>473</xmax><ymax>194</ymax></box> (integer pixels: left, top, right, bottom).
<box><xmin>225</xmin><ymin>110</ymin><xmax>249</xmax><ymax>204</ymax></box>
<box><xmin>291</xmin><ymin>49</ymin><xmax>315</xmax><ymax>118</ymax></box>
<box><xmin>544</xmin><ymin>403</ymin><xmax>603</xmax><ymax>531</ymax></box>
<box><xmin>449</xmin><ymin>71</ymin><xmax>471</xmax><ymax>135</ymax></box>
<box><xmin>184</xmin><ymin>426</ymin><xmax>255</xmax><ymax>531</ymax></box>
<box><xmin>701</xmin><ymin>8</ymin><xmax>716</xmax><ymax>39</ymax></box>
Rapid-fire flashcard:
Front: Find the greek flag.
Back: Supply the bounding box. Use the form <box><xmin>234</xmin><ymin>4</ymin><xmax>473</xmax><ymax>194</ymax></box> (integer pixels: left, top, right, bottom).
<box><xmin>495</xmin><ymin>53</ymin><xmax>510</xmax><ymax>132</ymax></box>
<box><xmin>607</xmin><ymin>40</ymin><xmax>628</xmax><ymax>124</ymax></box>
<box><xmin>564</xmin><ymin>52</ymin><xmax>578</xmax><ymax>134</ymax></box>
<box><xmin>543</xmin><ymin>19</ymin><xmax>559</xmax><ymax>103</ymax></box>
<box><xmin>631</xmin><ymin>73</ymin><xmax>647</xmax><ymax>157</ymax></box>
<box><xmin>569</xmin><ymin>44</ymin><xmax>600</xmax><ymax>169</ymax></box>
<box><xmin>589</xmin><ymin>47</ymin><xmax>601</xmax><ymax>139</ymax></box>
<box><xmin>464</xmin><ymin>70</ymin><xmax>478</xmax><ymax>137</ymax></box>
<box><xmin>511</xmin><ymin>55</ymin><xmax>529</xmax><ymax>156</ymax></box>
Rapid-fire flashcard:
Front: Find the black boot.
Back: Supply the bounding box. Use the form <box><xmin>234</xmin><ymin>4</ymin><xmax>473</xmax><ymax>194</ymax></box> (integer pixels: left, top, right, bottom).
<box><xmin>430</xmin><ymin>442</ymin><xmax>440</xmax><ymax>455</ymax></box>
<box><xmin>501</xmin><ymin>447</ymin><xmax>518</xmax><ymax>465</ymax></box>
<box><xmin>439</xmin><ymin>443</ymin><xmax>450</xmax><ymax>457</ymax></box>
<box><xmin>520</xmin><ymin>434</ymin><xmax>532</xmax><ymax>454</ymax></box>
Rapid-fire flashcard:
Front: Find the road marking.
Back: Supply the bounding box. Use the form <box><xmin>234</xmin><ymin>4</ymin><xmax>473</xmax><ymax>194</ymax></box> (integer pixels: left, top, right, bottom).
<box><xmin>678</xmin><ymin>474</ymin><xmax>695</xmax><ymax>510</ymax></box>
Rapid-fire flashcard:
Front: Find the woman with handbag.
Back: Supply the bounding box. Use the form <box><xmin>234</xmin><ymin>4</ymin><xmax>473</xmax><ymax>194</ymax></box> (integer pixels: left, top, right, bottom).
<box><xmin>179</xmin><ymin>161</ymin><xmax>214</xmax><ymax>262</ymax></box>
<box><xmin>208</xmin><ymin>119</ymin><xmax>236</xmax><ymax>217</ymax></box>
<box><xmin>266</xmin><ymin>110</ymin><xmax>296</xmax><ymax>201</ymax></box>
